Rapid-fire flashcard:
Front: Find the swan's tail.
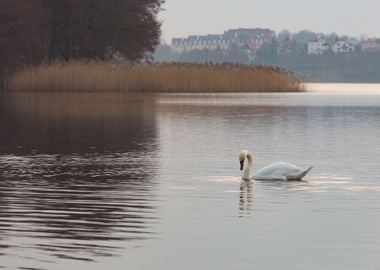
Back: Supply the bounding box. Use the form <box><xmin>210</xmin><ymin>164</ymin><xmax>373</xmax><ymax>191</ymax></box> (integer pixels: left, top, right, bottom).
<box><xmin>287</xmin><ymin>166</ymin><xmax>313</xmax><ymax>180</ymax></box>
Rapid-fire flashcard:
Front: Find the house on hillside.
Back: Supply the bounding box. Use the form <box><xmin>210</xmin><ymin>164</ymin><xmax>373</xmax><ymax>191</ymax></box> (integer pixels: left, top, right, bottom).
<box><xmin>277</xmin><ymin>39</ymin><xmax>294</xmax><ymax>55</ymax></box>
<box><xmin>361</xmin><ymin>39</ymin><xmax>380</xmax><ymax>53</ymax></box>
<box><xmin>331</xmin><ymin>40</ymin><xmax>355</xmax><ymax>53</ymax></box>
<box><xmin>307</xmin><ymin>39</ymin><xmax>330</xmax><ymax>55</ymax></box>
<box><xmin>241</xmin><ymin>44</ymin><xmax>261</xmax><ymax>61</ymax></box>
<box><xmin>223</xmin><ymin>28</ymin><xmax>274</xmax><ymax>46</ymax></box>
<box><xmin>346</xmin><ymin>37</ymin><xmax>361</xmax><ymax>46</ymax></box>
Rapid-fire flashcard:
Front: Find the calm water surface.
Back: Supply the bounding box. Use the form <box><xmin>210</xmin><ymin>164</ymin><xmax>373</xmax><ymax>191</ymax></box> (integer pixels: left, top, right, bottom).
<box><xmin>0</xmin><ymin>84</ymin><xmax>380</xmax><ymax>269</ymax></box>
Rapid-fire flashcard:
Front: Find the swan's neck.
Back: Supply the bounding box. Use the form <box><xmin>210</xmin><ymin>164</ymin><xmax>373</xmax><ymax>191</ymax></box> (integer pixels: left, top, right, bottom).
<box><xmin>242</xmin><ymin>154</ymin><xmax>254</xmax><ymax>180</ymax></box>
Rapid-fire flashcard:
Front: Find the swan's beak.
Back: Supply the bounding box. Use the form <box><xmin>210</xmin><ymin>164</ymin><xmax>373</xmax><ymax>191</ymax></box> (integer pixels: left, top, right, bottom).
<box><xmin>240</xmin><ymin>161</ymin><xmax>244</xmax><ymax>171</ymax></box>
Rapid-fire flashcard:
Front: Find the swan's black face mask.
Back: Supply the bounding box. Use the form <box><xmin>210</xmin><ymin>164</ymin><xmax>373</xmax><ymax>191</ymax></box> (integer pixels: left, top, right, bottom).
<box><xmin>240</xmin><ymin>161</ymin><xmax>244</xmax><ymax>171</ymax></box>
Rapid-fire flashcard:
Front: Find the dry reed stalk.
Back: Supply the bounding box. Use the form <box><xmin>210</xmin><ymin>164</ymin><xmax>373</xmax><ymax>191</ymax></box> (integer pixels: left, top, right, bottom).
<box><xmin>7</xmin><ymin>61</ymin><xmax>306</xmax><ymax>93</ymax></box>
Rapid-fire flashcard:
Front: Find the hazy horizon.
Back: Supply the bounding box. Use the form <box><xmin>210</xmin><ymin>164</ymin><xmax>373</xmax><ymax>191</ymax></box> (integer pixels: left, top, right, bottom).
<box><xmin>160</xmin><ymin>0</ymin><xmax>379</xmax><ymax>42</ymax></box>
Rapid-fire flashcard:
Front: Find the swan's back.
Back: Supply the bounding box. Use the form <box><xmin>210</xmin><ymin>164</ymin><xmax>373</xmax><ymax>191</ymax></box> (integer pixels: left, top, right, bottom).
<box><xmin>253</xmin><ymin>162</ymin><xmax>311</xmax><ymax>180</ymax></box>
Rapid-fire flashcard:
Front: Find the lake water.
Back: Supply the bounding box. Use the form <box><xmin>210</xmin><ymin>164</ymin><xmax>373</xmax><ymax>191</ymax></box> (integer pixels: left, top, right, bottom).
<box><xmin>0</xmin><ymin>84</ymin><xmax>380</xmax><ymax>269</ymax></box>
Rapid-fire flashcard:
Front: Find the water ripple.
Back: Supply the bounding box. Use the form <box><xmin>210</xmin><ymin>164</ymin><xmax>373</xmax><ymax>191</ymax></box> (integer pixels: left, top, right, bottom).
<box><xmin>0</xmin><ymin>152</ymin><xmax>159</xmax><ymax>267</ymax></box>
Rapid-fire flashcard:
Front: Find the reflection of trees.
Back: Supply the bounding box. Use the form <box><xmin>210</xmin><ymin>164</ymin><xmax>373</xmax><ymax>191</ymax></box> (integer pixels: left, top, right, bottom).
<box><xmin>0</xmin><ymin>92</ymin><xmax>157</xmax><ymax>154</ymax></box>
<box><xmin>0</xmin><ymin>93</ymin><xmax>159</xmax><ymax>264</ymax></box>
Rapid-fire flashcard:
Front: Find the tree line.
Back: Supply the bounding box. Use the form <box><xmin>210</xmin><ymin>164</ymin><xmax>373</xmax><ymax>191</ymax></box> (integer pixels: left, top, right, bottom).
<box><xmin>0</xmin><ymin>0</ymin><xmax>164</xmax><ymax>73</ymax></box>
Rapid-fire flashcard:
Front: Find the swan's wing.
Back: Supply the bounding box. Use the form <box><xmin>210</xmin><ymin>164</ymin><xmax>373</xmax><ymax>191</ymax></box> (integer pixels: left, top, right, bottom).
<box><xmin>286</xmin><ymin>166</ymin><xmax>313</xmax><ymax>180</ymax></box>
<box><xmin>253</xmin><ymin>162</ymin><xmax>304</xmax><ymax>180</ymax></box>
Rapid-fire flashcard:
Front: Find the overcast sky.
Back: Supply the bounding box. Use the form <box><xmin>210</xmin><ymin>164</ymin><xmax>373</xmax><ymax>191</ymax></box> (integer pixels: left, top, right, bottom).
<box><xmin>159</xmin><ymin>0</ymin><xmax>379</xmax><ymax>42</ymax></box>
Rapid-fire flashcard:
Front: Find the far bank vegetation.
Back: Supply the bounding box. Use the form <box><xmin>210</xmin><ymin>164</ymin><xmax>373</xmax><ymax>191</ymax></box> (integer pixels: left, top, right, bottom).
<box><xmin>0</xmin><ymin>2</ymin><xmax>304</xmax><ymax>93</ymax></box>
<box><xmin>7</xmin><ymin>62</ymin><xmax>305</xmax><ymax>93</ymax></box>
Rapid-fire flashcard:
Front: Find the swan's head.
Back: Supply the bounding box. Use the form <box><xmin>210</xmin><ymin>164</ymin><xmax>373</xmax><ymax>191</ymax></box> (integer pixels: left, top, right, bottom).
<box><xmin>239</xmin><ymin>150</ymin><xmax>251</xmax><ymax>171</ymax></box>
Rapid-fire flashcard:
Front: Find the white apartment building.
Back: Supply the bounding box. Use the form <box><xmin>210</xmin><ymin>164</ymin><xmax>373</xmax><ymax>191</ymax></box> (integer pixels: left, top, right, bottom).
<box><xmin>171</xmin><ymin>28</ymin><xmax>274</xmax><ymax>53</ymax></box>
<box><xmin>172</xmin><ymin>35</ymin><xmax>230</xmax><ymax>53</ymax></box>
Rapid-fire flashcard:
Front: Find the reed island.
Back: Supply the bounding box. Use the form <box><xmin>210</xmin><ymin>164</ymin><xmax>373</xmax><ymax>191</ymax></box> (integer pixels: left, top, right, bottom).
<box><xmin>6</xmin><ymin>62</ymin><xmax>305</xmax><ymax>93</ymax></box>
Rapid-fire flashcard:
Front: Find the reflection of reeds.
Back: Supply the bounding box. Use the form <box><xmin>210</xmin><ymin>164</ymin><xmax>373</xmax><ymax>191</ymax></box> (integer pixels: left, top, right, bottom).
<box><xmin>8</xmin><ymin>92</ymin><xmax>156</xmax><ymax>119</ymax></box>
<box><xmin>8</xmin><ymin>61</ymin><xmax>305</xmax><ymax>92</ymax></box>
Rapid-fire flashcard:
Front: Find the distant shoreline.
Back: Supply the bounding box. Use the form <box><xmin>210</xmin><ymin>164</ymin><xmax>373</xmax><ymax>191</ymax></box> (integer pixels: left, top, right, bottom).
<box><xmin>305</xmin><ymin>82</ymin><xmax>380</xmax><ymax>93</ymax></box>
<box><xmin>6</xmin><ymin>62</ymin><xmax>305</xmax><ymax>93</ymax></box>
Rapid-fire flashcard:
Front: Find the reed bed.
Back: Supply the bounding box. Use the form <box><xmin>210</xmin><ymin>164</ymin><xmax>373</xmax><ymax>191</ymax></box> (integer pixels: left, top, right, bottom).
<box><xmin>7</xmin><ymin>61</ymin><xmax>305</xmax><ymax>92</ymax></box>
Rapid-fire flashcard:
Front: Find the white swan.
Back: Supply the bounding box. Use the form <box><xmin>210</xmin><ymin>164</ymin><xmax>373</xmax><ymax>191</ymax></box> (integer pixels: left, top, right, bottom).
<box><xmin>239</xmin><ymin>150</ymin><xmax>313</xmax><ymax>181</ymax></box>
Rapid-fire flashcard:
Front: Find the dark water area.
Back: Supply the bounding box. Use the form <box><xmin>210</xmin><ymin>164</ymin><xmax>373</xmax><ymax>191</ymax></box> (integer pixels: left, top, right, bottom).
<box><xmin>0</xmin><ymin>93</ymin><xmax>159</xmax><ymax>268</ymax></box>
<box><xmin>0</xmin><ymin>86</ymin><xmax>380</xmax><ymax>269</ymax></box>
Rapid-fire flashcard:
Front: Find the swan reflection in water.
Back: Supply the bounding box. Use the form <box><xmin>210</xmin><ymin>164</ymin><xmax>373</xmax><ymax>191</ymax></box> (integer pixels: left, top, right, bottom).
<box><xmin>239</xmin><ymin>180</ymin><xmax>253</xmax><ymax>217</ymax></box>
